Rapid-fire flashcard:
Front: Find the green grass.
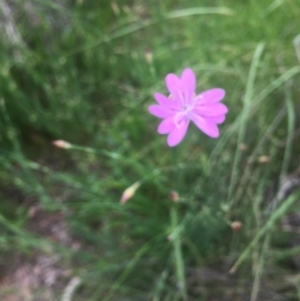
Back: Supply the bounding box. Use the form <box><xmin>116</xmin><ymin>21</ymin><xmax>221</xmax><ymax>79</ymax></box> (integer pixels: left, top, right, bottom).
<box><xmin>1</xmin><ymin>0</ymin><xmax>300</xmax><ymax>300</ymax></box>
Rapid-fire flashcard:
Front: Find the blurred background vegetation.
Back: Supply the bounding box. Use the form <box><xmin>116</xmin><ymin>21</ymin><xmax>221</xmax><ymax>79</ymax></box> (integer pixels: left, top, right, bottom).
<box><xmin>1</xmin><ymin>0</ymin><xmax>300</xmax><ymax>300</ymax></box>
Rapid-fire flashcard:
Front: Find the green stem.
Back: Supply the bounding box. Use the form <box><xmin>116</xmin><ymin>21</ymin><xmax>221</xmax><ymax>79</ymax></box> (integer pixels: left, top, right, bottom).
<box><xmin>170</xmin><ymin>205</ymin><xmax>187</xmax><ymax>300</ymax></box>
<box><xmin>227</xmin><ymin>42</ymin><xmax>265</xmax><ymax>206</ymax></box>
<box><xmin>230</xmin><ymin>188</ymin><xmax>300</xmax><ymax>273</ymax></box>
<box><xmin>170</xmin><ymin>147</ymin><xmax>187</xmax><ymax>301</ymax></box>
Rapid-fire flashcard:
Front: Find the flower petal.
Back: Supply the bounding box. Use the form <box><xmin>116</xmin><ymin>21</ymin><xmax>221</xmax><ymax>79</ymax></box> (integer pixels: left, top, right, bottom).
<box><xmin>180</xmin><ymin>68</ymin><xmax>196</xmax><ymax>103</ymax></box>
<box><xmin>195</xmin><ymin>88</ymin><xmax>225</xmax><ymax>105</ymax></box>
<box><xmin>165</xmin><ymin>73</ymin><xmax>182</xmax><ymax>100</ymax></box>
<box><xmin>207</xmin><ymin>114</ymin><xmax>226</xmax><ymax>124</ymax></box>
<box><xmin>167</xmin><ymin>119</ymin><xmax>190</xmax><ymax>147</ymax></box>
<box><xmin>148</xmin><ymin>105</ymin><xmax>173</xmax><ymax>118</ymax></box>
<box><xmin>191</xmin><ymin>114</ymin><xmax>219</xmax><ymax>138</ymax></box>
<box><xmin>194</xmin><ymin>103</ymin><xmax>228</xmax><ymax>116</ymax></box>
<box><xmin>153</xmin><ymin>92</ymin><xmax>181</xmax><ymax>110</ymax></box>
<box><xmin>158</xmin><ymin>117</ymin><xmax>176</xmax><ymax>134</ymax></box>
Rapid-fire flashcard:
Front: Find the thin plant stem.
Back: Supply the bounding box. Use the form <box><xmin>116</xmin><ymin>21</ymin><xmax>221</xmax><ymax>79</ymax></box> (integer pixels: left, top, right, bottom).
<box><xmin>68</xmin><ymin>143</ymin><xmax>188</xmax><ymax>299</ymax></box>
<box><xmin>227</xmin><ymin>42</ymin><xmax>265</xmax><ymax>206</ymax></box>
<box><xmin>170</xmin><ymin>148</ymin><xmax>187</xmax><ymax>301</ymax></box>
<box><xmin>230</xmin><ymin>188</ymin><xmax>300</xmax><ymax>273</ymax></box>
<box><xmin>0</xmin><ymin>98</ymin><xmax>53</xmax><ymax>207</ymax></box>
<box><xmin>279</xmin><ymin>80</ymin><xmax>295</xmax><ymax>184</ymax></box>
<box><xmin>250</xmin><ymin>234</ymin><xmax>270</xmax><ymax>301</ymax></box>
<box><xmin>170</xmin><ymin>205</ymin><xmax>187</xmax><ymax>300</ymax></box>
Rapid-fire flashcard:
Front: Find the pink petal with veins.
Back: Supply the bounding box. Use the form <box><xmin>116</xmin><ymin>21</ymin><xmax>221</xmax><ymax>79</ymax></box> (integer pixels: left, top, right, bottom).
<box><xmin>148</xmin><ymin>105</ymin><xmax>173</xmax><ymax>118</ymax></box>
<box><xmin>194</xmin><ymin>103</ymin><xmax>228</xmax><ymax>116</ymax></box>
<box><xmin>180</xmin><ymin>68</ymin><xmax>196</xmax><ymax>103</ymax></box>
<box><xmin>165</xmin><ymin>74</ymin><xmax>182</xmax><ymax>101</ymax></box>
<box><xmin>158</xmin><ymin>116</ymin><xmax>176</xmax><ymax>134</ymax></box>
<box><xmin>191</xmin><ymin>114</ymin><xmax>219</xmax><ymax>138</ymax></box>
<box><xmin>167</xmin><ymin>119</ymin><xmax>190</xmax><ymax>147</ymax></box>
<box><xmin>153</xmin><ymin>93</ymin><xmax>180</xmax><ymax>110</ymax></box>
<box><xmin>207</xmin><ymin>115</ymin><xmax>226</xmax><ymax>124</ymax></box>
<box><xmin>195</xmin><ymin>89</ymin><xmax>225</xmax><ymax>105</ymax></box>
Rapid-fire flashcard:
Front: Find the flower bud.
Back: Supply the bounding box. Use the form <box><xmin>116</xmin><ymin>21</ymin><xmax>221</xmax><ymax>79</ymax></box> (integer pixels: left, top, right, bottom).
<box><xmin>144</xmin><ymin>48</ymin><xmax>153</xmax><ymax>64</ymax></box>
<box><xmin>111</xmin><ymin>1</ymin><xmax>120</xmax><ymax>15</ymax></box>
<box><xmin>52</xmin><ymin>140</ymin><xmax>71</xmax><ymax>149</ymax></box>
<box><xmin>167</xmin><ymin>234</ymin><xmax>174</xmax><ymax>242</ymax></box>
<box><xmin>258</xmin><ymin>155</ymin><xmax>271</xmax><ymax>163</ymax></box>
<box><xmin>169</xmin><ymin>190</ymin><xmax>180</xmax><ymax>202</ymax></box>
<box><xmin>231</xmin><ymin>221</ymin><xmax>243</xmax><ymax>232</ymax></box>
<box><xmin>120</xmin><ymin>182</ymin><xmax>140</xmax><ymax>204</ymax></box>
<box><xmin>239</xmin><ymin>143</ymin><xmax>248</xmax><ymax>151</ymax></box>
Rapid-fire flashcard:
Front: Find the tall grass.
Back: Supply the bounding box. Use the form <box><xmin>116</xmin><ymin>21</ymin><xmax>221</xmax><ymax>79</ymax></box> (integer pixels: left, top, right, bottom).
<box><xmin>1</xmin><ymin>0</ymin><xmax>300</xmax><ymax>300</ymax></box>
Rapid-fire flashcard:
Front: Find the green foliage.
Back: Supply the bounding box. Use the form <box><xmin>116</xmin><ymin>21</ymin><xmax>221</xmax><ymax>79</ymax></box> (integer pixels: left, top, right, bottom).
<box><xmin>1</xmin><ymin>0</ymin><xmax>300</xmax><ymax>300</ymax></box>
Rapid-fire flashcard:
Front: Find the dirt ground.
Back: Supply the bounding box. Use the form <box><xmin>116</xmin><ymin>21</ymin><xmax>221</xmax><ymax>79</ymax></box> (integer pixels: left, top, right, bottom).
<box><xmin>0</xmin><ymin>204</ymin><xmax>81</xmax><ymax>301</ymax></box>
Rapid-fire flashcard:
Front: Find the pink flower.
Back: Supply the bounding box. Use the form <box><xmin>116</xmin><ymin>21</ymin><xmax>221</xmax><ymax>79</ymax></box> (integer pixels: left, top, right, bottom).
<box><xmin>148</xmin><ymin>68</ymin><xmax>228</xmax><ymax>147</ymax></box>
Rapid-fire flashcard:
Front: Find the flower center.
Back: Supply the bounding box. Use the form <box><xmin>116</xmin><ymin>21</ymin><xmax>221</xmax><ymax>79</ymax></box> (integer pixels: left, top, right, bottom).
<box><xmin>182</xmin><ymin>104</ymin><xmax>194</xmax><ymax>115</ymax></box>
